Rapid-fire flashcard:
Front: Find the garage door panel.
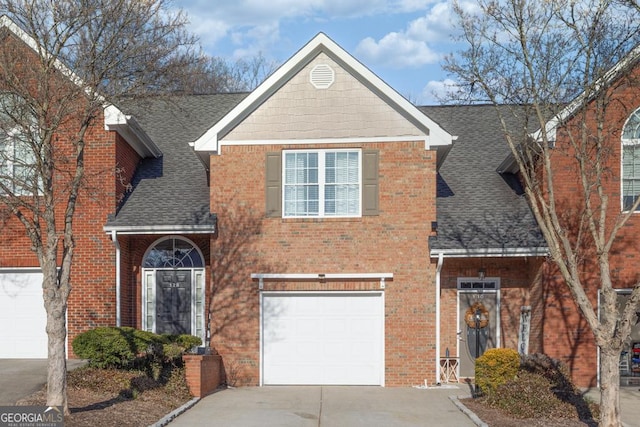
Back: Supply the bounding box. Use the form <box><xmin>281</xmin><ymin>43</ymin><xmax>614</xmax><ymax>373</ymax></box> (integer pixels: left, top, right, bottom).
<box><xmin>262</xmin><ymin>292</ymin><xmax>383</xmax><ymax>385</ymax></box>
<box><xmin>0</xmin><ymin>271</ymin><xmax>47</xmax><ymax>358</ymax></box>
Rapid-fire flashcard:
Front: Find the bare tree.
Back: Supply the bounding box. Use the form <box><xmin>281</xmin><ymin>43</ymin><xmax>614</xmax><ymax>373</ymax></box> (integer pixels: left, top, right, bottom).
<box><xmin>177</xmin><ymin>52</ymin><xmax>279</xmax><ymax>94</ymax></box>
<box><xmin>0</xmin><ymin>0</ymin><xmax>203</xmax><ymax>414</ymax></box>
<box><xmin>445</xmin><ymin>1</ymin><xmax>640</xmax><ymax>425</ymax></box>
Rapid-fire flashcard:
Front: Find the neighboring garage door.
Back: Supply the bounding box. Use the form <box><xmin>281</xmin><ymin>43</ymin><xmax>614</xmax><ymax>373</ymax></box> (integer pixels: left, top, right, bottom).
<box><xmin>262</xmin><ymin>292</ymin><xmax>384</xmax><ymax>385</ymax></box>
<box><xmin>0</xmin><ymin>270</ymin><xmax>47</xmax><ymax>358</ymax></box>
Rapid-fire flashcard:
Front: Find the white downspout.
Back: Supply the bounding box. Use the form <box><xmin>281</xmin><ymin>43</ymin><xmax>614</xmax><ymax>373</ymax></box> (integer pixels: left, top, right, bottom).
<box><xmin>435</xmin><ymin>252</ymin><xmax>444</xmax><ymax>384</ymax></box>
<box><xmin>110</xmin><ymin>230</ymin><xmax>121</xmax><ymax>327</ymax></box>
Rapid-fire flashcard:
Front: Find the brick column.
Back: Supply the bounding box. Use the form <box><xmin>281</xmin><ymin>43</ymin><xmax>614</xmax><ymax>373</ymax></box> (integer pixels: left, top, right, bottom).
<box><xmin>183</xmin><ymin>354</ymin><xmax>222</xmax><ymax>397</ymax></box>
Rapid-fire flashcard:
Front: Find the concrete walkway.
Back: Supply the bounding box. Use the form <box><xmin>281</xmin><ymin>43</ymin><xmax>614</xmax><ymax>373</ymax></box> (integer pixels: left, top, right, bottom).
<box><xmin>586</xmin><ymin>387</ymin><xmax>640</xmax><ymax>427</ymax></box>
<box><xmin>0</xmin><ymin>359</ymin><xmax>86</xmax><ymax>405</ymax></box>
<box><xmin>168</xmin><ymin>386</ymin><xmax>477</xmax><ymax>427</ymax></box>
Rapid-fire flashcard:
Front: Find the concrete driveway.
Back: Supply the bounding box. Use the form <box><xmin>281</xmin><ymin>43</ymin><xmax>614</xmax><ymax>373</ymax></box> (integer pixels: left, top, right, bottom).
<box><xmin>167</xmin><ymin>386</ymin><xmax>478</xmax><ymax>427</ymax></box>
<box><xmin>0</xmin><ymin>359</ymin><xmax>85</xmax><ymax>405</ymax></box>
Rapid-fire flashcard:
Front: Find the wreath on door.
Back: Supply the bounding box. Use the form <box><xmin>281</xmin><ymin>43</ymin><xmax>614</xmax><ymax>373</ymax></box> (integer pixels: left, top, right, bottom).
<box><xmin>465</xmin><ymin>302</ymin><xmax>490</xmax><ymax>329</ymax></box>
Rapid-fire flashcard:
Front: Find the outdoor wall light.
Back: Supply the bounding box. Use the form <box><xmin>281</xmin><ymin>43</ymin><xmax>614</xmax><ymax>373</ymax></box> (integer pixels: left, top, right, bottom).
<box><xmin>478</xmin><ymin>268</ymin><xmax>486</xmax><ymax>280</ymax></box>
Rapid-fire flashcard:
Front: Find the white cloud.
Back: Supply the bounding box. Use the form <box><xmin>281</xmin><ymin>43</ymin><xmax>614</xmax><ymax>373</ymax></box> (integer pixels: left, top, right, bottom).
<box><xmin>406</xmin><ymin>2</ymin><xmax>457</xmax><ymax>43</ymax></box>
<box><xmin>174</xmin><ymin>0</ymin><xmax>443</xmax><ymax>60</ymax></box>
<box><xmin>421</xmin><ymin>79</ymin><xmax>465</xmax><ymax>104</ymax></box>
<box><xmin>356</xmin><ymin>33</ymin><xmax>439</xmax><ymax>68</ymax></box>
<box><xmin>354</xmin><ymin>1</ymin><xmax>461</xmax><ymax>69</ymax></box>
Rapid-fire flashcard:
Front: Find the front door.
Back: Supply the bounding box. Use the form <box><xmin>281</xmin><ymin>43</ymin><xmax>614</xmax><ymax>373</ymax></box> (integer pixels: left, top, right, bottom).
<box><xmin>458</xmin><ymin>291</ymin><xmax>498</xmax><ymax>378</ymax></box>
<box><xmin>156</xmin><ymin>270</ymin><xmax>191</xmax><ymax>335</ymax></box>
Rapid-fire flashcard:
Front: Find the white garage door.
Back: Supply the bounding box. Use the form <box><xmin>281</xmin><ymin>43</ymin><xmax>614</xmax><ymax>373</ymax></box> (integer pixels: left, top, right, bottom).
<box><xmin>262</xmin><ymin>292</ymin><xmax>384</xmax><ymax>385</ymax></box>
<box><xmin>0</xmin><ymin>270</ymin><xmax>47</xmax><ymax>358</ymax></box>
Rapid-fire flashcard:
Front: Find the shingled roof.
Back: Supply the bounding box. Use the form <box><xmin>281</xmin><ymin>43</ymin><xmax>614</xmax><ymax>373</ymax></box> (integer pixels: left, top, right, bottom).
<box><xmin>423</xmin><ymin>104</ymin><xmax>547</xmax><ymax>257</ymax></box>
<box><xmin>105</xmin><ymin>94</ymin><xmax>547</xmax><ymax>254</ymax></box>
<box><xmin>104</xmin><ymin>93</ymin><xmax>247</xmax><ymax>233</ymax></box>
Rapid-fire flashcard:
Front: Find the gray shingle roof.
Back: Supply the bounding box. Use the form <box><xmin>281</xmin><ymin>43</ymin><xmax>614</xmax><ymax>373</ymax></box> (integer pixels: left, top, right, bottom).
<box><xmin>105</xmin><ymin>93</ymin><xmax>247</xmax><ymax>231</ymax></box>
<box><xmin>422</xmin><ymin>104</ymin><xmax>547</xmax><ymax>255</ymax></box>
<box><xmin>106</xmin><ymin>95</ymin><xmax>546</xmax><ymax>253</ymax></box>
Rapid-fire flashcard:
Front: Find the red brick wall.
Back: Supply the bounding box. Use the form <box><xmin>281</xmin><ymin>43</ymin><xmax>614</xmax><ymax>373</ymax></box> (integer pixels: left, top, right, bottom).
<box><xmin>208</xmin><ymin>141</ymin><xmax>438</xmax><ymax>386</ymax></box>
<box><xmin>115</xmin><ymin>134</ymin><xmax>141</xmax><ymax>210</ymax></box>
<box><xmin>0</xmin><ymin>32</ymin><xmax>126</xmax><ymax>356</ymax></box>
<box><xmin>66</xmin><ymin>116</ymin><xmax>120</xmax><ymax>354</ymax></box>
<box><xmin>535</xmin><ymin>64</ymin><xmax>640</xmax><ymax>387</ymax></box>
<box><xmin>438</xmin><ymin>257</ymin><xmax>543</xmax><ymax>362</ymax></box>
<box><xmin>183</xmin><ymin>354</ymin><xmax>222</xmax><ymax>397</ymax></box>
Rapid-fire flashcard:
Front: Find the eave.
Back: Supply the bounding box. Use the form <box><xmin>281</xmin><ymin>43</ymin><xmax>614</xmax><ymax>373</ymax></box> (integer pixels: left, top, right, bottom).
<box><xmin>104</xmin><ymin>104</ymin><xmax>162</xmax><ymax>158</ymax></box>
<box><xmin>192</xmin><ymin>33</ymin><xmax>452</xmax><ymax>165</ymax></box>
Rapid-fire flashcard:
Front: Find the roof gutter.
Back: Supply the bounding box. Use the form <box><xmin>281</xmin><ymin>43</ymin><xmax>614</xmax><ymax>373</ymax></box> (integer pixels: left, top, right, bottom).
<box><xmin>429</xmin><ymin>247</ymin><xmax>549</xmax><ymax>258</ymax></box>
<box><xmin>103</xmin><ymin>224</ymin><xmax>216</xmax><ymax>235</ymax></box>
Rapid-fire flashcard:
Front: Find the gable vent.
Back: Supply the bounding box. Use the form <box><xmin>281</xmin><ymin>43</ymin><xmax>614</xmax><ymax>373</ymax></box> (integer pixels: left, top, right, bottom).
<box><xmin>310</xmin><ymin>64</ymin><xmax>335</xmax><ymax>89</ymax></box>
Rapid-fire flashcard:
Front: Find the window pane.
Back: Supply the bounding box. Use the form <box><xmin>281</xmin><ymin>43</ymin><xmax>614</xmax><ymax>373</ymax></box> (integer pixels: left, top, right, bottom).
<box><xmin>324</xmin><ymin>151</ymin><xmax>359</xmax><ymax>216</ymax></box>
<box><xmin>326</xmin><ymin>167</ymin><xmax>335</xmax><ymax>183</ymax></box>
<box><xmin>325</xmin><ymin>152</ymin><xmax>335</xmax><ymax>168</ymax></box>
<box><xmin>284</xmin><ymin>150</ymin><xmax>360</xmax><ymax>217</ymax></box>
<box><xmin>623</xmin><ymin>110</ymin><xmax>640</xmax><ymax>140</ymax></box>
<box><xmin>622</xmin><ymin>144</ymin><xmax>640</xmax><ymax>211</ymax></box>
<box><xmin>308</xmin><ymin>153</ymin><xmax>318</xmax><ymax>168</ymax></box>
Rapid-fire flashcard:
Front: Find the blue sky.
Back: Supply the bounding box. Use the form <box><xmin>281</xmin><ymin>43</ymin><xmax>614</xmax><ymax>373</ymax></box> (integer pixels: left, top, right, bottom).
<box><xmin>171</xmin><ymin>0</ymin><xmax>472</xmax><ymax>105</ymax></box>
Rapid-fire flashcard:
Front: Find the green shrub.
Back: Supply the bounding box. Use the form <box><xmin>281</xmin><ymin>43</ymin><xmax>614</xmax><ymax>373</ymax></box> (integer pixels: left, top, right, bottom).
<box><xmin>475</xmin><ymin>348</ymin><xmax>520</xmax><ymax>396</ymax></box>
<box><xmin>72</xmin><ymin>327</ymin><xmax>201</xmax><ymax>369</ymax></box>
<box><xmin>483</xmin><ymin>354</ymin><xmax>599</xmax><ymax>422</ymax></box>
<box><xmin>73</xmin><ymin>327</ymin><xmax>148</xmax><ymax>368</ymax></box>
<box><xmin>174</xmin><ymin>334</ymin><xmax>202</xmax><ymax>351</ymax></box>
<box><xmin>485</xmin><ymin>370</ymin><xmax>570</xmax><ymax>418</ymax></box>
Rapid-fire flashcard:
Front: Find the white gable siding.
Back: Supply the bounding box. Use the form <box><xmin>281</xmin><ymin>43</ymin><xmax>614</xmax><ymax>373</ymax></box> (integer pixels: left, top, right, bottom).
<box><xmin>222</xmin><ymin>53</ymin><xmax>424</xmax><ymax>142</ymax></box>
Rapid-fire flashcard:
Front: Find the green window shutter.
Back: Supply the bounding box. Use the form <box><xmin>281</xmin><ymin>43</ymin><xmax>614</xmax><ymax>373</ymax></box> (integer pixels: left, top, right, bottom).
<box><xmin>362</xmin><ymin>149</ymin><xmax>379</xmax><ymax>216</ymax></box>
<box><xmin>265</xmin><ymin>152</ymin><xmax>282</xmax><ymax>217</ymax></box>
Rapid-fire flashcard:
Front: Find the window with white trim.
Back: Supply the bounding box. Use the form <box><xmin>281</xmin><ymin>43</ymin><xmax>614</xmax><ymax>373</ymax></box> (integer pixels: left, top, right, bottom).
<box><xmin>622</xmin><ymin>108</ymin><xmax>640</xmax><ymax>211</ymax></box>
<box><xmin>0</xmin><ymin>93</ymin><xmax>39</xmax><ymax>196</ymax></box>
<box><xmin>283</xmin><ymin>149</ymin><xmax>361</xmax><ymax>217</ymax></box>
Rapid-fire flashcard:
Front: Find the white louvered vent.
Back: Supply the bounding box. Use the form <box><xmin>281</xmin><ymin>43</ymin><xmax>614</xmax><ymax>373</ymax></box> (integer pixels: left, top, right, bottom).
<box><xmin>310</xmin><ymin>64</ymin><xmax>335</xmax><ymax>89</ymax></box>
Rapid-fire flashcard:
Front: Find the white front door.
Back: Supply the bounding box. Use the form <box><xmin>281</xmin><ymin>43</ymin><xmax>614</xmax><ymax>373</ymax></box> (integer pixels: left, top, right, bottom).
<box><xmin>0</xmin><ymin>270</ymin><xmax>48</xmax><ymax>358</ymax></box>
<box><xmin>262</xmin><ymin>292</ymin><xmax>384</xmax><ymax>385</ymax></box>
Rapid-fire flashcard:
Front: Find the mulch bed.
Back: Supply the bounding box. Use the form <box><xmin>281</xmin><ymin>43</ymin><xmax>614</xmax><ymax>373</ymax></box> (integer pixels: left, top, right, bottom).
<box><xmin>16</xmin><ymin>367</ymin><xmax>193</xmax><ymax>427</ymax></box>
<box><xmin>460</xmin><ymin>398</ymin><xmax>598</xmax><ymax>427</ymax></box>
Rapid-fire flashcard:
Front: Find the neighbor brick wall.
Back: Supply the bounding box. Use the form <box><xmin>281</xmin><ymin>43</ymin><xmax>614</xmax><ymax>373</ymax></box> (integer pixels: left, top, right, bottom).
<box><xmin>534</xmin><ymin>63</ymin><xmax>640</xmax><ymax>387</ymax></box>
<box><xmin>66</xmin><ymin>117</ymin><xmax>122</xmax><ymax>355</ymax></box>
<box><xmin>208</xmin><ymin>141</ymin><xmax>438</xmax><ymax>386</ymax></box>
<box><xmin>0</xmin><ymin>32</ymin><xmax>118</xmax><ymax>356</ymax></box>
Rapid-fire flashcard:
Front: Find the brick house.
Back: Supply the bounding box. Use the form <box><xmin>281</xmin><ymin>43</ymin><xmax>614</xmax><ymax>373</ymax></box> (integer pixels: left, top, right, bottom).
<box><xmin>2</xmin><ymin>16</ymin><xmax>640</xmax><ymax>388</ymax></box>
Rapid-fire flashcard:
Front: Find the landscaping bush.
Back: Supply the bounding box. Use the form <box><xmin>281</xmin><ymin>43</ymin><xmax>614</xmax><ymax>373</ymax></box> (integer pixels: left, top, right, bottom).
<box><xmin>474</xmin><ymin>348</ymin><xmax>520</xmax><ymax>396</ymax></box>
<box><xmin>72</xmin><ymin>327</ymin><xmax>155</xmax><ymax>369</ymax></box>
<box><xmin>520</xmin><ymin>352</ymin><xmax>576</xmax><ymax>398</ymax></box>
<box><xmin>72</xmin><ymin>327</ymin><xmax>201</xmax><ymax>370</ymax></box>
<box><xmin>482</xmin><ymin>353</ymin><xmax>599</xmax><ymax>422</ymax></box>
<box><xmin>485</xmin><ymin>370</ymin><xmax>573</xmax><ymax>418</ymax></box>
<box><xmin>161</xmin><ymin>334</ymin><xmax>202</xmax><ymax>359</ymax></box>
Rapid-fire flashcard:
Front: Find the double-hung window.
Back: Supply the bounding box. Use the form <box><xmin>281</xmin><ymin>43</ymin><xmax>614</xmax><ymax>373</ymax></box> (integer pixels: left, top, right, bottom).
<box><xmin>283</xmin><ymin>149</ymin><xmax>361</xmax><ymax>217</ymax></box>
<box><xmin>622</xmin><ymin>108</ymin><xmax>640</xmax><ymax>211</ymax></box>
<box><xmin>0</xmin><ymin>93</ymin><xmax>38</xmax><ymax>196</ymax></box>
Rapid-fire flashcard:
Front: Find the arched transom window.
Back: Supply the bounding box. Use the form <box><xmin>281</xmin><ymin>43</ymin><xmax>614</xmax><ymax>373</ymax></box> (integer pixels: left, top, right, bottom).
<box><xmin>622</xmin><ymin>108</ymin><xmax>640</xmax><ymax>211</ymax></box>
<box><xmin>143</xmin><ymin>237</ymin><xmax>203</xmax><ymax>268</ymax></box>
